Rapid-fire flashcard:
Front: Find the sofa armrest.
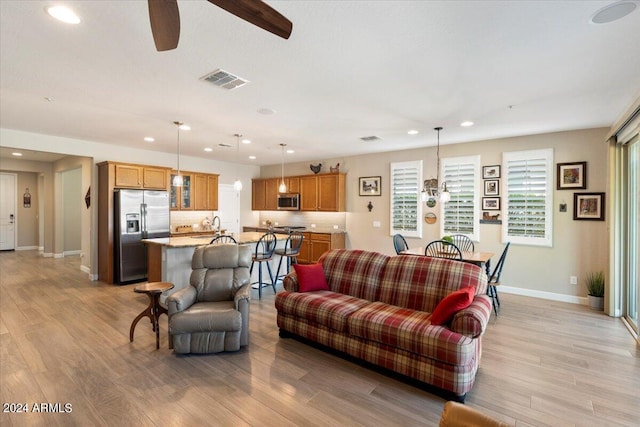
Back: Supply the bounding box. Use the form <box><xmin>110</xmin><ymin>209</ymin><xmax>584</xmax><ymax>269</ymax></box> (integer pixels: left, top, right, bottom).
<box><xmin>234</xmin><ymin>283</ymin><xmax>251</xmax><ymax>309</ymax></box>
<box><xmin>283</xmin><ymin>271</ymin><xmax>299</xmax><ymax>292</ymax></box>
<box><xmin>167</xmin><ymin>286</ymin><xmax>197</xmax><ymax>316</ymax></box>
<box><xmin>450</xmin><ymin>294</ymin><xmax>492</xmax><ymax>338</ymax></box>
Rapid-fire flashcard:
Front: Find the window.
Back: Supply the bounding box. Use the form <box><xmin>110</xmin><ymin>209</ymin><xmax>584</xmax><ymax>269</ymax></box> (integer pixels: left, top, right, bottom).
<box><xmin>440</xmin><ymin>155</ymin><xmax>481</xmax><ymax>241</ymax></box>
<box><xmin>390</xmin><ymin>160</ymin><xmax>422</xmax><ymax>238</ymax></box>
<box><xmin>502</xmin><ymin>149</ymin><xmax>553</xmax><ymax>246</ymax></box>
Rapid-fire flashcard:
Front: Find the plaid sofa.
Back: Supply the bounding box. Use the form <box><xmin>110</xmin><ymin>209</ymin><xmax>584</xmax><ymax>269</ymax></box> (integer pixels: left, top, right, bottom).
<box><xmin>275</xmin><ymin>249</ymin><xmax>492</xmax><ymax>400</ymax></box>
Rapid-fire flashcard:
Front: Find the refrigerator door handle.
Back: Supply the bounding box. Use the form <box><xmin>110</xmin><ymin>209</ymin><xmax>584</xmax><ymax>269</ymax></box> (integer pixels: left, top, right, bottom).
<box><xmin>141</xmin><ymin>203</ymin><xmax>147</xmax><ymax>238</ymax></box>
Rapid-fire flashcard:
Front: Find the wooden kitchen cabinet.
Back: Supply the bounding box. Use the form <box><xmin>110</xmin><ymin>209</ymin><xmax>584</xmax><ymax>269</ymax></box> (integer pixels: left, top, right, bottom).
<box><xmin>265</xmin><ymin>178</ymin><xmax>279</xmax><ymax>210</ymax></box>
<box><xmin>300</xmin><ymin>176</ymin><xmax>318</xmax><ymax>211</ymax></box>
<box><xmin>252</xmin><ymin>179</ymin><xmax>266</xmax><ymax>210</ymax></box>
<box><xmin>317</xmin><ymin>174</ymin><xmax>345</xmax><ymax>211</ymax></box>
<box><xmin>297</xmin><ymin>232</ymin><xmax>346</xmax><ymax>264</ymax></box>
<box><xmin>172</xmin><ymin>172</ymin><xmax>219</xmax><ymax>211</ymax></box>
<box><xmin>114</xmin><ymin>163</ymin><xmax>169</xmax><ymax>189</ymax></box>
<box><xmin>207</xmin><ymin>174</ymin><xmax>219</xmax><ymax>211</ymax></box>
<box><xmin>251</xmin><ymin>173</ymin><xmax>345</xmax><ymax>212</ymax></box>
<box><xmin>170</xmin><ymin>173</ymin><xmax>192</xmax><ymax>210</ymax></box>
<box><xmin>143</xmin><ymin>166</ymin><xmax>169</xmax><ymax>189</ymax></box>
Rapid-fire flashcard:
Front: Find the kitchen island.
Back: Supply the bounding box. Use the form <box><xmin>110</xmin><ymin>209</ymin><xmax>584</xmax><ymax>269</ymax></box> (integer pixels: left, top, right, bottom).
<box><xmin>143</xmin><ymin>232</ymin><xmax>289</xmax><ymax>299</ymax></box>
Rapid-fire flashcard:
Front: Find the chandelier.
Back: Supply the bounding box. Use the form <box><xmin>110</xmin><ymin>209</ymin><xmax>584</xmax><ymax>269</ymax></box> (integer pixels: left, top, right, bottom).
<box><xmin>420</xmin><ymin>127</ymin><xmax>450</xmax><ymax>204</ymax></box>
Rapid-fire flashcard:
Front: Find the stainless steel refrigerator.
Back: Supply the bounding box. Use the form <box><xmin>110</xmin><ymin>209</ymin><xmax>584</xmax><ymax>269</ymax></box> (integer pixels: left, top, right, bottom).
<box><xmin>114</xmin><ymin>189</ymin><xmax>170</xmax><ymax>284</ymax></box>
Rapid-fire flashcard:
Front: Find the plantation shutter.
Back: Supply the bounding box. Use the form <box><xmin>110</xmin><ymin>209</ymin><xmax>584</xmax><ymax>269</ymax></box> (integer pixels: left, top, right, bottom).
<box><xmin>390</xmin><ymin>160</ymin><xmax>422</xmax><ymax>238</ymax></box>
<box><xmin>441</xmin><ymin>156</ymin><xmax>480</xmax><ymax>241</ymax></box>
<box><xmin>502</xmin><ymin>149</ymin><xmax>553</xmax><ymax>247</ymax></box>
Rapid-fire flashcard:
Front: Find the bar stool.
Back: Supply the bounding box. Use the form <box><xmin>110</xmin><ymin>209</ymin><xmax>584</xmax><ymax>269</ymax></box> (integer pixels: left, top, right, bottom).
<box><xmin>250</xmin><ymin>232</ymin><xmax>277</xmax><ymax>299</ymax></box>
<box><xmin>275</xmin><ymin>231</ymin><xmax>304</xmax><ymax>282</ymax></box>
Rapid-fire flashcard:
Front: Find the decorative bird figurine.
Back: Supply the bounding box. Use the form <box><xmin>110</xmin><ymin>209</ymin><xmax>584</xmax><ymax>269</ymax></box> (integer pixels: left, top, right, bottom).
<box><xmin>330</xmin><ymin>163</ymin><xmax>340</xmax><ymax>173</ymax></box>
<box><xmin>310</xmin><ymin>163</ymin><xmax>322</xmax><ymax>174</ymax></box>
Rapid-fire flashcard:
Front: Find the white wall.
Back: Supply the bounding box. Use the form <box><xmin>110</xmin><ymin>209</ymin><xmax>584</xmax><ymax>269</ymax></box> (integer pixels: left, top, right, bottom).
<box><xmin>62</xmin><ymin>168</ymin><xmax>82</xmax><ymax>254</ymax></box>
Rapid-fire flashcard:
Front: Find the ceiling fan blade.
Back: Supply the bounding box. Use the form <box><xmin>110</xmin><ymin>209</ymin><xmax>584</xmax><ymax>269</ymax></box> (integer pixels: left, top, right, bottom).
<box><xmin>148</xmin><ymin>0</ymin><xmax>181</xmax><ymax>51</ymax></box>
<box><xmin>208</xmin><ymin>0</ymin><xmax>293</xmax><ymax>39</ymax></box>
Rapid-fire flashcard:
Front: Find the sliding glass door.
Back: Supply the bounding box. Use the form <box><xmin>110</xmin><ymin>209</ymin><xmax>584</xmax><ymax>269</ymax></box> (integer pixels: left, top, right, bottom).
<box><xmin>626</xmin><ymin>140</ymin><xmax>638</xmax><ymax>331</ymax></box>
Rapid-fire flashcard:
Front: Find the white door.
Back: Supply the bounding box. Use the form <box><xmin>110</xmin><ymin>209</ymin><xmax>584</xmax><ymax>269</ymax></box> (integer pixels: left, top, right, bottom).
<box><xmin>217</xmin><ymin>184</ymin><xmax>241</xmax><ymax>237</ymax></box>
<box><xmin>0</xmin><ymin>173</ymin><xmax>17</xmax><ymax>250</ymax></box>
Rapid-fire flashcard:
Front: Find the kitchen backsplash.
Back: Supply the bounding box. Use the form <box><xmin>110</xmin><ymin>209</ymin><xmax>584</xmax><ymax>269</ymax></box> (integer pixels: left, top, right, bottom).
<box><xmin>257</xmin><ymin>211</ymin><xmax>346</xmax><ymax>231</ymax></box>
<box><xmin>170</xmin><ymin>210</ymin><xmax>217</xmax><ymax>231</ymax></box>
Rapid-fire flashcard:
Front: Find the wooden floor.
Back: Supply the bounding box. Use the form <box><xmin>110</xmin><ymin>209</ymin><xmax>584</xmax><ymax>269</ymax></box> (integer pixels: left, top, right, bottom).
<box><xmin>1</xmin><ymin>251</ymin><xmax>638</xmax><ymax>427</ymax></box>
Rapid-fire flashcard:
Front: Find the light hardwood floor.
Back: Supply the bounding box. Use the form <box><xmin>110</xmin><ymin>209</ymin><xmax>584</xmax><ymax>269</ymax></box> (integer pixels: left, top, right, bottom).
<box><xmin>1</xmin><ymin>250</ymin><xmax>638</xmax><ymax>426</ymax></box>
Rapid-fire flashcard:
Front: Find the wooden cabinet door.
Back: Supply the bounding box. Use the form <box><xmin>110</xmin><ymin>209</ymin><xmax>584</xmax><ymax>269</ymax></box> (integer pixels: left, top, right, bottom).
<box><xmin>318</xmin><ymin>174</ymin><xmax>345</xmax><ymax>211</ymax></box>
<box><xmin>287</xmin><ymin>177</ymin><xmax>300</xmax><ymax>193</ymax></box>
<box><xmin>310</xmin><ymin>234</ymin><xmax>332</xmax><ymax>262</ymax></box>
<box><xmin>193</xmin><ymin>174</ymin><xmax>208</xmax><ymax>210</ymax></box>
<box><xmin>170</xmin><ymin>174</ymin><xmax>180</xmax><ymax>209</ymax></box>
<box><xmin>114</xmin><ymin>164</ymin><xmax>142</xmax><ymax>188</ymax></box>
<box><xmin>297</xmin><ymin>233</ymin><xmax>312</xmax><ymax>264</ymax></box>
<box><xmin>300</xmin><ymin>176</ymin><xmax>318</xmax><ymax>211</ymax></box>
<box><xmin>252</xmin><ymin>180</ymin><xmax>266</xmax><ymax>210</ymax></box>
<box><xmin>181</xmin><ymin>174</ymin><xmax>192</xmax><ymax>209</ymax></box>
<box><xmin>207</xmin><ymin>174</ymin><xmax>219</xmax><ymax>210</ymax></box>
<box><xmin>143</xmin><ymin>167</ymin><xmax>168</xmax><ymax>189</ymax></box>
<box><xmin>265</xmin><ymin>178</ymin><xmax>279</xmax><ymax>210</ymax></box>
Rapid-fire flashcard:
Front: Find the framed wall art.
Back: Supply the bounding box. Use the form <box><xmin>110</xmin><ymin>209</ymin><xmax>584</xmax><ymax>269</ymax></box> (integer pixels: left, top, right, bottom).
<box><xmin>573</xmin><ymin>192</ymin><xmax>605</xmax><ymax>221</ymax></box>
<box><xmin>482</xmin><ymin>165</ymin><xmax>501</xmax><ymax>179</ymax></box>
<box><xmin>484</xmin><ymin>180</ymin><xmax>499</xmax><ymax>196</ymax></box>
<box><xmin>557</xmin><ymin>161</ymin><xmax>587</xmax><ymax>190</ymax></box>
<box><xmin>359</xmin><ymin>176</ymin><xmax>381</xmax><ymax>196</ymax></box>
<box><xmin>482</xmin><ymin>197</ymin><xmax>500</xmax><ymax>210</ymax></box>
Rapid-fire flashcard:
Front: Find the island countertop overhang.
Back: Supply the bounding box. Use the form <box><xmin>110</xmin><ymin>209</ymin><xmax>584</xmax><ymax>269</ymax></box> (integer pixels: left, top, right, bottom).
<box><xmin>142</xmin><ymin>231</ymin><xmax>290</xmax><ymax>248</ymax></box>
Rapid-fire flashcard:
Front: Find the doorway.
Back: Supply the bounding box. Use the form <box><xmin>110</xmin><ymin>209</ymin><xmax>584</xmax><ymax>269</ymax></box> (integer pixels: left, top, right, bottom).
<box><xmin>217</xmin><ymin>184</ymin><xmax>241</xmax><ymax>237</ymax></box>
<box><xmin>0</xmin><ymin>173</ymin><xmax>17</xmax><ymax>250</ymax></box>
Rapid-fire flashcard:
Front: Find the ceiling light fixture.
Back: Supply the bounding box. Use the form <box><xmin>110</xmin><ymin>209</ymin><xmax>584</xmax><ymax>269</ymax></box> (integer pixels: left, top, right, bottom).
<box><xmin>420</xmin><ymin>127</ymin><xmax>450</xmax><ymax>205</ymax></box>
<box><xmin>460</xmin><ymin>121</ymin><xmax>474</xmax><ymax>127</ymax></box>
<box><xmin>204</xmin><ymin>147</ymin><xmax>213</xmax><ymax>152</ymax></box>
<box><xmin>46</xmin><ymin>5</ymin><xmax>80</xmax><ymax>24</ymax></box>
<box><xmin>144</xmin><ymin>136</ymin><xmax>155</xmax><ymax>142</ymax></box>
<box><xmin>241</xmin><ymin>139</ymin><xmax>251</xmax><ymax>144</ymax></box>
<box><xmin>11</xmin><ymin>152</ymin><xmax>23</xmax><ymax>157</ymax></box>
<box><xmin>249</xmin><ymin>155</ymin><xmax>256</xmax><ymax>160</ymax></box>
<box><xmin>279</xmin><ymin>143</ymin><xmax>287</xmax><ymax>193</ymax></box>
<box><xmin>591</xmin><ymin>1</ymin><xmax>637</xmax><ymax>24</ymax></box>
<box><xmin>408</xmin><ymin>130</ymin><xmax>419</xmax><ymax>135</ymax></box>
<box><xmin>286</xmin><ymin>149</ymin><xmax>295</xmax><ymax>154</ymax></box>
<box><xmin>172</xmin><ymin>121</ymin><xmax>186</xmax><ymax>187</ymax></box>
<box><xmin>233</xmin><ymin>134</ymin><xmax>243</xmax><ymax>191</ymax></box>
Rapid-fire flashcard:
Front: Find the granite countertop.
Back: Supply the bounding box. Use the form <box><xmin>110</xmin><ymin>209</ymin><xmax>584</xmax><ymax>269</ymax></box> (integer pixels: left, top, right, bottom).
<box><xmin>143</xmin><ymin>232</ymin><xmax>290</xmax><ymax>248</ymax></box>
<box><xmin>246</xmin><ymin>226</ymin><xmax>346</xmax><ymax>235</ymax></box>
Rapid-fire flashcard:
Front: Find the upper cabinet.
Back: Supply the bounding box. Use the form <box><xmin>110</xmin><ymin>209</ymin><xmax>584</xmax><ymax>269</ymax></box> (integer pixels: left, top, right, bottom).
<box><xmin>252</xmin><ymin>173</ymin><xmax>345</xmax><ymax>212</ymax></box>
<box><xmin>171</xmin><ymin>171</ymin><xmax>219</xmax><ymax>211</ymax></box>
<box><xmin>114</xmin><ymin>163</ymin><xmax>169</xmax><ymax>189</ymax></box>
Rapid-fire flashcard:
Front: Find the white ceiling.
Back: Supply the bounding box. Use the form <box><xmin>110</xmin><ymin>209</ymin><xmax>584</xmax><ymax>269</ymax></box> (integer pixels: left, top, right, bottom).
<box><xmin>1</xmin><ymin>1</ymin><xmax>639</xmax><ymax>166</ymax></box>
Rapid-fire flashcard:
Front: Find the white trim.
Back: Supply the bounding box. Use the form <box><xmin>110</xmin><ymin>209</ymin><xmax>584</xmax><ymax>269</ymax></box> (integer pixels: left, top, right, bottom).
<box><xmin>63</xmin><ymin>250</ymin><xmax>81</xmax><ymax>256</ymax></box>
<box><xmin>16</xmin><ymin>246</ymin><xmax>39</xmax><ymax>251</ymax></box>
<box><xmin>440</xmin><ymin>155</ymin><xmax>481</xmax><ymax>242</ymax></box>
<box><xmin>499</xmin><ymin>285</ymin><xmax>588</xmax><ymax>305</ymax></box>
<box><xmin>42</xmin><ymin>252</ymin><xmax>53</xmax><ymax>258</ymax></box>
<box><xmin>53</xmin><ymin>252</ymin><xmax>64</xmax><ymax>259</ymax></box>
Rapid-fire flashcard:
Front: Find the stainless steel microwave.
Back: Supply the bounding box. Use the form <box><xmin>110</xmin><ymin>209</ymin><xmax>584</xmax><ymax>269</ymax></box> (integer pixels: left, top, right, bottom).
<box><xmin>277</xmin><ymin>193</ymin><xmax>300</xmax><ymax>210</ymax></box>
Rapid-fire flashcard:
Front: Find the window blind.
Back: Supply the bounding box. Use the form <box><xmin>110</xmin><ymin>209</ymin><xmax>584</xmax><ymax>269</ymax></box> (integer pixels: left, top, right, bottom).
<box><xmin>502</xmin><ymin>149</ymin><xmax>553</xmax><ymax>247</ymax></box>
<box><xmin>441</xmin><ymin>156</ymin><xmax>480</xmax><ymax>241</ymax></box>
<box><xmin>390</xmin><ymin>160</ymin><xmax>422</xmax><ymax>238</ymax></box>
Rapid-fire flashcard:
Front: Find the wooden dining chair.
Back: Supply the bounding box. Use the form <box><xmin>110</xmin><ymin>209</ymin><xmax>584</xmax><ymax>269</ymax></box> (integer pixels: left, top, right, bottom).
<box><xmin>487</xmin><ymin>242</ymin><xmax>511</xmax><ymax>315</ymax></box>
<box><xmin>425</xmin><ymin>240</ymin><xmax>463</xmax><ymax>260</ymax></box>
<box><xmin>393</xmin><ymin>234</ymin><xmax>409</xmax><ymax>255</ymax></box>
<box><xmin>452</xmin><ymin>234</ymin><xmax>474</xmax><ymax>252</ymax></box>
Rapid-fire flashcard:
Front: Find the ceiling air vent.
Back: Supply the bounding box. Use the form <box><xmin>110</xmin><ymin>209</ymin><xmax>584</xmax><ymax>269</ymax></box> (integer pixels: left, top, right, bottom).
<box><xmin>217</xmin><ymin>143</ymin><xmax>232</xmax><ymax>148</ymax></box>
<box><xmin>200</xmin><ymin>69</ymin><xmax>249</xmax><ymax>90</ymax></box>
<box><xmin>360</xmin><ymin>135</ymin><xmax>382</xmax><ymax>142</ymax></box>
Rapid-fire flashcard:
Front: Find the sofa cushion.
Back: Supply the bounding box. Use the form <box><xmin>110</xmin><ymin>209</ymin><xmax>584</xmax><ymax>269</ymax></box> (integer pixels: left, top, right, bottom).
<box><xmin>430</xmin><ymin>286</ymin><xmax>475</xmax><ymax>325</ymax></box>
<box><xmin>275</xmin><ymin>291</ymin><xmax>371</xmax><ymax>332</ymax></box>
<box><xmin>379</xmin><ymin>255</ymin><xmax>487</xmax><ymax>312</ymax></box>
<box><xmin>347</xmin><ymin>301</ymin><xmax>475</xmax><ymax>365</ymax></box>
<box><xmin>293</xmin><ymin>263</ymin><xmax>329</xmax><ymax>292</ymax></box>
<box><xmin>318</xmin><ymin>249</ymin><xmax>390</xmax><ymax>301</ymax></box>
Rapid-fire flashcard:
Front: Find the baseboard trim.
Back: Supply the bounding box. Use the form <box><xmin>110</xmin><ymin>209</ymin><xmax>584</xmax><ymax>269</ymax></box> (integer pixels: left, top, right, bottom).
<box><xmin>16</xmin><ymin>246</ymin><xmax>39</xmax><ymax>251</ymax></box>
<box><xmin>80</xmin><ymin>265</ymin><xmax>97</xmax><ymax>281</ymax></box>
<box><xmin>42</xmin><ymin>252</ymin><xmax>53</xmax><ymax>258</ymax></box>
<box><xmin>53</xmin><ymin>253</ymin><xmax>64</xmax><ymax>259</ymax></box>
<box><xmin>499</xmin><ymin>285</ymin><xmax>588</xmax><ymax>305</ymax></box>
<box><xmin>64</xmin><ymin>250</ymin><xmax>81</xmax><ymax>257</ymax></box>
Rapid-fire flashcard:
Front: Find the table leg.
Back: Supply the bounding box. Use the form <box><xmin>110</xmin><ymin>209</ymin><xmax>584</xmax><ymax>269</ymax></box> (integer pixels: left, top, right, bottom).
<box><xmin>129</xmin><ymin>293</ymin><xmax>154</xmax><ymax>342</ymax></box>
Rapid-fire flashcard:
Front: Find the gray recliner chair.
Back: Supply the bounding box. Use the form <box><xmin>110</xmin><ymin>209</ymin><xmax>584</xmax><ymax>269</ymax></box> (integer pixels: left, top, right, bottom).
<box><xmin>167</xmin><ymin>243</ymin><xmax>251</xmax><ymax>354</ymax></box>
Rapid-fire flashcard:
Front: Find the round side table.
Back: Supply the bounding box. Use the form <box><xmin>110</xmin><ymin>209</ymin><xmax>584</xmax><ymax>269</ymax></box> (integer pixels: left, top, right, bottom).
<box><xmin>129</xmin><ymin>282</ymin><xmax>174</xmax><ymax>349</ymax></box>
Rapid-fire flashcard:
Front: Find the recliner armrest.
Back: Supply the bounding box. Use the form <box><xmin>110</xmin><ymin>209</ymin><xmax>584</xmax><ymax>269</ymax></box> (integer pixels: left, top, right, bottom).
<box><xmin>234</xmin><ymin>283</ymin><xmax>251</xmax><ymax>309</ymax></box>
<box><xmin>167</xmin><ymin>286</ymin><xmax>197</xmax><ymax>316</ymax></box>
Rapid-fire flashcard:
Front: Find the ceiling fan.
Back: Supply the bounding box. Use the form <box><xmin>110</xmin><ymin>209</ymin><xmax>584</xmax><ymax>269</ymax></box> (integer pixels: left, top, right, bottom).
<box><xmin>148</xmin><ymin>0</ymin><xmax>293</xmax><ymax>51</ymax></box>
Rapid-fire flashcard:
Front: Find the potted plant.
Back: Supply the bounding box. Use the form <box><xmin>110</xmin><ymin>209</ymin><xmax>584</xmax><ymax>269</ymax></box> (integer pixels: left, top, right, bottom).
<box><xmin>585</xmin><ymin>271</ymin><xmax>605</xmax><ymax>310</ymax></box>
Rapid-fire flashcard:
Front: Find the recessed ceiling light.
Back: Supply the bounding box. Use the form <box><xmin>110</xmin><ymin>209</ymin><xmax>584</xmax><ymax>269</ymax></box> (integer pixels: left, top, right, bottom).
<box><xmin>241</xmin><ymin>139</ymin><xmax>251</xmax><ymax>144</ymax></box>
<box><xmin>460</xmin><ymin>121</ymin><xmax>474</xmax><ymax>127</ymax></box>
<box><xmin>286</xmin><ymin>149</ymin><xmax>295</xmax><ymax>154</ymax></box>
<box><xmin>144</xmin><ymin>137</ymin><xmax>155</xmax><ymax>142</ymax></box>
<box><xmin>179</xmin><ymin>124</ymin><xmax>190</xmax><ymax>131</ymax></box>
<box><xmin>204</xmin><ymin>147</ymin><xmax>213</xmax><ymax>152</ymax></box>
<box><xmin>11</xmin><ymin>152</ymin><xmax>23</xmax><ymax>157</ymax></box>
<box><xmin>591</xmin><ymin>1</ymin><xmax>637</xmax><ymax>24</ymax></box>
<box><xmin>249</xmin><ymin>155</ymin><xmax>256</xmax><ymax>160</ymax></box>
<box><xmin>407</xmin><ymin>130</ymin><xmax>419</xmax><ymax>135</ymax></box>
<box><xmin>257</xmin><ymin>108</ymin><xmax>276</xmax><ymax>115</ymax></box>
<box><xmin>46</xmin><ymin>5</ymin><xmax>81</xmax><ymax>24</ymax></box>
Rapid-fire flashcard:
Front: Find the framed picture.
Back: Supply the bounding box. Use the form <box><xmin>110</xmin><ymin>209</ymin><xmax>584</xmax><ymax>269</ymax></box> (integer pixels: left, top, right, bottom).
<box><xmin>557</xmin><ymin>161</ymin><xmax>587</xmax><ymax>190</ymax></box>
<box><xmin>573</xmin><ymin>192</ymin><xmax>605</xmax><ymax>221</ymax></box>
<box><xmin>484</xmin><ymin>179</ymin><xmax>499</xmax><ymax>196</ymax></box>
<box><xmin>359</xmin><ymin>176</ymin><xmax>381</xmax><ymax>196</ymax></box>
<box><xmin>482</xmin><ymin>197</ymin><xmax>500</xmax><ymax>210</ymax></box>
<box><xmin>483</xmin><ymin>165</ymin><xmax>501</xmax><ymax>179</ymax></box>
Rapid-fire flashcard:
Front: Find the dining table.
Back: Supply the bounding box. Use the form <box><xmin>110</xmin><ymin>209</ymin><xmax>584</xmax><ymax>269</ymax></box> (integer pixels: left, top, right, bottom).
<box><xmin>400</xmin><ymin>247</ymin><xmax>494</xmax><ymax>275</ymax></box>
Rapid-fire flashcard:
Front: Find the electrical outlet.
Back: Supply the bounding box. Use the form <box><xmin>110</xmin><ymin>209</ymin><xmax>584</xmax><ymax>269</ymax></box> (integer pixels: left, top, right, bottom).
<box><xmin>570</xmin><ymin>276</ymin><xmax>578</xmax><ymax>285</ymax></box>
<box><xmin>333</xmin><ymin>225</ymin><xmax>339</xmax><ymax>229</ymax></box>
<box><xmin>311</xmin><ymin>224</ymin><xmax>316</xmax><ymax>228</ymax></box>
<box><xmin>373</xmin><ymin>221</ymin><xmax>381</xmax><ymax>228</ymax></box>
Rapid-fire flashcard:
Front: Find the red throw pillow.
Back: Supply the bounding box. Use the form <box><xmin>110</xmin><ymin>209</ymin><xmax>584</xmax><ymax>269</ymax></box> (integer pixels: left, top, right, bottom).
<box><xmin>430</xmin><ymin>286</ymin><xmax>475</xmax><ymax>325</ymax></box>
<box><xmin>293</xmin><ymin>263</ymin><xmax>330</xmax><ymax>292</ymax></box>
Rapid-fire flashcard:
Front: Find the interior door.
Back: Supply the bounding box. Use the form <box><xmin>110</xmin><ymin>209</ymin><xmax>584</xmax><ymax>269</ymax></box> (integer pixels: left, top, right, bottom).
<box><xmin>217</xmin><ymin>184</ymin><xmax>240</xmax><ymax>237</ymax></box>
<box><xmin>0</xmin><ymin>173</ymin><xmax>17</xmax><ymax>250</ymax></box>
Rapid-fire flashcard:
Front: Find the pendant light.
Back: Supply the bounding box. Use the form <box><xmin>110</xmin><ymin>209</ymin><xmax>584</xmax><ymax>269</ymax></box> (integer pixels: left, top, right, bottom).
<box><xmin>278</xmin><ymin>143</ymin><xmax>287</xmax><ymax>193</ymax></box>
<box><xmin>435</xmin><ymin>127</ymin><xmax>451</xmax><ymax>203</ymax></box>
<box><xmin>172</xmin><ymin>121</ymin><xmax>184</xmax><ymax>187</ymax></box>
<box><xmin>233</xmin><ymin>133</ymin><xmax>243</xmax><ymax>191</ymax></box>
